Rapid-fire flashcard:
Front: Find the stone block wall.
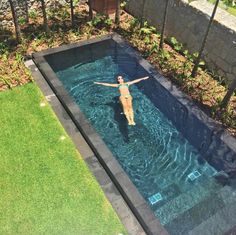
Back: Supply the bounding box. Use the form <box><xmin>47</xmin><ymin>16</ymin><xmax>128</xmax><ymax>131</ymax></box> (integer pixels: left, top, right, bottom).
<box><xmin>126</xmin><ymin>0</ymin><xmax>236</xmax><ymax>83</ymax></box>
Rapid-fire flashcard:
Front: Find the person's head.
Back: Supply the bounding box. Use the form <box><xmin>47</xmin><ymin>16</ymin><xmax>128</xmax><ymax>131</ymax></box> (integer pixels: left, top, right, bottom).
<box><xmin>117</xmin><ymin>75</ymin><xmax>124</xmax><ymax>84</ymax></box>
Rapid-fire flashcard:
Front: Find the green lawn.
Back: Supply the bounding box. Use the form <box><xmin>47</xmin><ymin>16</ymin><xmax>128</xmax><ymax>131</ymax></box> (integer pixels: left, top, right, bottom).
<box><xmin>0</xmin><ymin>83</ymin><xmax>127</xmax><ymax>235</ymax></box>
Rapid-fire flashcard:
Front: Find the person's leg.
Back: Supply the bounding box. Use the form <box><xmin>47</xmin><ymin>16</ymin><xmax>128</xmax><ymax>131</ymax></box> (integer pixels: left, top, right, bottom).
<box><xmin>120</xmin><ymin>96</ymin><xmax>132</xmax><ymax>125</ymax></box>
<box><xmin>127</xmin><ymin>96</ymin><xmax>135</xmax><ymax>125</ymax></box>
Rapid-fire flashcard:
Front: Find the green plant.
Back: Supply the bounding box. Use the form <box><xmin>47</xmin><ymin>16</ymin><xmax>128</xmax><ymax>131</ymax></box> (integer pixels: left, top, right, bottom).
<box><xmin>73</xmin><ymin>0</ymin><xmax>80</xmax><ymax>4</ymax></box>
<box><xmin>169</xmin><ymin>36</ymin><xmax>183</xmax><ymax>52</ymax></box>
<box><xmin>223</xmin><ymin>0</ymin><xmax>236</xmax><ymax>7</ymax></box>
<box><xmin>58</xmin><ymin>9</ymin><xmax>70</xmax><ymax>20</ymax></box>
<box><xmin>159</xmin><ymin>49</ymin><xmax>171</xmax><ymax>61</ymax></box>
<box><xmin>87</xmin><ymin>14</ymin><xmax>112</xmax><ymax>30</ymax></box>
<box><xmin>157</xmin><ymin>49</ymin><xmax>171</xmax><ymax>68</ymax></box>
<box><xmin>129</xmin><ymin>18</ymin><xmax>140</xmax><ymax>32</ymax></box>
<box><xmin>120</xmin><ymin>1</ymin><xmax>127</xmax><ymax>9</ymax></box>
<box><xmin>29</xmin><ymin>10</ymin><xmax>38</xmax><ymax>19</ymax></box>
<box><xmin>0</xmin><ymin>41</ymin><xmax>9</xmax><ymax>54</ymax></box>
<box><xmin>18</xmin><ymin>16</ymin><xmax>27</xmax><ymax>25</ymax></box>
<box><xmin>87</xmin><ymin>14</ymin><xmax>103</xmax><ymax>27</ymax></box>
<box><xmin>148</xmin><ymin>42</ymin><xmax>159</xmax><ymax>56</ymax></box>
<box><xmin>140</xmin><ymin>21</ymin><xmax>156</xmax><ymax>36</ymax></box>
<box><xmin>104</xmin><ymin>18</ymin><xmax>113</xmax><ymax>27</ymax></box>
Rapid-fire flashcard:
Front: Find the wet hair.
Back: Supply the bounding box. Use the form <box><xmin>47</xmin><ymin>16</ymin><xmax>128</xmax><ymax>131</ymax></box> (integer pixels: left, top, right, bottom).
<box><xmin>117</xmin><ymin>75</ymin><xmax>124</xmax><ymax>83</ymax></box>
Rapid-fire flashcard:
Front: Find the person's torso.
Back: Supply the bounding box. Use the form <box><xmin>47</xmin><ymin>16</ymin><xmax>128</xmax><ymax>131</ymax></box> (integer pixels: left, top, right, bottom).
<box><xmin>118</xmin><ymin>83</ymin><xmax>130</xmax><ymax>96</ymax></box>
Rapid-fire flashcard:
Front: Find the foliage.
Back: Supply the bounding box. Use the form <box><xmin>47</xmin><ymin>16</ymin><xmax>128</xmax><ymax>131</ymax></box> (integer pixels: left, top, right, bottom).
<box><xmin>207</xmin><ymin>0</ymin><xmax>236</xmax><ymax>16</ymax></box>
<box><xmin>0</xmin><ymin>41</ymin><xmax>9</xmax><ymax>54</ymax></box>
<box><xmin>140</xmin><ymin>21</ymin><xmax>156</xmax><ymax>36</ymax></box>
<box><xmin>129</xmin><ymin>18</ymin><xmax>140</xmax><ymax>32</ymax></box>
<box><xmin>222</xmin><ymin>0</ymin><xmax>236</xmax><ymax>7</ymax></box>
<box><xmin>87</xmin><ymin>14</ymin><xmax>113</xmax><ymax>29</ymax></box>
<box><xmin>120</xmin><ymin>1</ymin><xmax>127</xmax><ymax>9</ymax></box>
<box><xmin>169</xmin><ymin>36</ymin><xmax>183</xmax><ymax>52</ymax></box>
<box><xmin>28</xmin><ymin>10</ymin><xmax>38</xmax><ymax>19</ymax></box>
<box><xmin>18</xmin><ymin>16</ymin><xmax>27</xmax><ymax>25</ymax></box>
<box><xmin>0</xmin><ymin>51</ymin><xmax>32</xmax><ymax>90</ymax></box>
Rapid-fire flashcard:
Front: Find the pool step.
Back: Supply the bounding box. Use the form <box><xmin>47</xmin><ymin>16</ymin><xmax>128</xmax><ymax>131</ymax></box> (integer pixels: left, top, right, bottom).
<box><xmin>164</xmin><ymin>192</ymin><xmax>224</xmax><ymax>235</ymax></box>
<box><xmin>187</xmin><ymin>186</ymin><xmax>236</xmax><ymax>235</ymax></box>
<box><xmin>154</xmin><ymin>177</ymin><xmax>221</xmax><ymax>226</ymax></box>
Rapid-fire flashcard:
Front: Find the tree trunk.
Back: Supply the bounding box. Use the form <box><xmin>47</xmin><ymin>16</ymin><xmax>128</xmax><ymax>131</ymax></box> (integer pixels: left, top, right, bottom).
<box><xmin>9</xmin><ymin>0</ymin><xmax>21</xmax><ymax>43</ymax></box>
<box><xmin>220</xmin><ymin>80</ymin><xmax>236</xmax><ymax>108</ymax></box>
<box><xmin>115</xmin><ymin>0</ymin><xmax>120</xmax><ymax>25</ymax></box>
<box><xmin>159</xmin><ymin>0</ymin><xmax>170</xmax><ymax>50</ymax></box>
<box><xmin>24</xmin><ymin>0</ymin><xmax>29</xmax><ymax>23</ymax></box>
<box><xmin>140</xmin><ymin>0</ymin><xmax>147</xmax><ymax>27</ymax></box>
<box><xmin>40</xmin><ymin>0</ymin><xmax>49</xmax><ymax>34</ymax></box>
<box><xmin>88</xmin><ymin>0</ymin><xmax>93</xmax><ymax>20</ymax></box>
<box><xmin>70</xmin><ymin>0</ymin><xmax>75</xmax><ymax>28</ymax></box>
<box><xmin>191</xmin><ymin>0</ymin><xmax>220</xmax><ymax>77</ymax></box>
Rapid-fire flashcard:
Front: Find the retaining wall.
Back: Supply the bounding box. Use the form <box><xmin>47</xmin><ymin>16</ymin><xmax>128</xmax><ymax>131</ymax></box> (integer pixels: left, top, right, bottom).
<box><xmin>126</xmin><ymin>0</ymin><xmax>236</xmax><ymax>83</ymax></box>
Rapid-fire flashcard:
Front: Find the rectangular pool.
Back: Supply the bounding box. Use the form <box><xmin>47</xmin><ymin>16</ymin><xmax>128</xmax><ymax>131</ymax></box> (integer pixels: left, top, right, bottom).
<box><xmin>33</xmin><ymin>34</ymin><xmax>236</xmax><ymax>235</ymax></box>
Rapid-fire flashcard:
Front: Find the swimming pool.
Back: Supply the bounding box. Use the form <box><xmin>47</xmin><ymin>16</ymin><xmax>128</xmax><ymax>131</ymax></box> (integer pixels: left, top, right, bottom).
<box><xmin>33</xmin><ymin>34</ymin><xmax>236</xmax><ymax>235</ymax></box>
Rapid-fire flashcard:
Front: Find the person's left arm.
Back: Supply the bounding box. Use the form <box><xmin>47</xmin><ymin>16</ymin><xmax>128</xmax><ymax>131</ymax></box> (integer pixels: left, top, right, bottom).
<box><xmin>127</xmin><ymin>76</ymin><xmax>149</xmax><ymax>85</ymax></box>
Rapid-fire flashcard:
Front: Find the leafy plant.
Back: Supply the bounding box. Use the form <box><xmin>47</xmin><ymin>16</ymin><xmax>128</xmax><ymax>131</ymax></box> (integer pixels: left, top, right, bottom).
<box><xmin>120</xmin><ymin>1</ymin><xmax>127</xmax><ymax>9</ymax></box>
<box><xmin>129</xmin><ymin>18</ymin><xmax>140</xmax><ymax>32</ymax></box>
<box><xmin>0</xmin><ymin>41</ymin><xmax>9</xmax><ymax>54</ymax></box>
<box><xmin>87</xmin><ymin>14</ymin><xmax>102</xmax><ymax>27</ymax></box>
<box><xmin>169</xmin><ymin>36</ymin><xmax>183</xmax><ymax>52</ymax></box>
<box><xmin>140</xmin><ymin>21</ymin><xmax>156</xmax><ymax>36</ymax></box>
<box><xmin>160</xmin><ymin>49</ymin><xmax>171</xmax><ymax>60</ymax></box>
<box><xmin>104</xmin><ymin>18</ymin><xmax>113</xmax><ymax>27</ymax></box>
<box><xmin>29</xmin><ymin>10</ymin><xmax>38</xmax><ymax>19</ymax></box>
<box><xmin>18</xmin><ymin>16</ymin><xmax>27</xmax><ymax>25</ymax></box>
<box><xmin>148</xmin><ymin>42</ymin><xmax>159</xmax><ymax>56</ymax></box>
<box><xmin>223</xmin><ymin>0</ymin><xmax>236</xmax><ymax>7</ymax></box>
<box><xmin>87</xmin><ymin>14</ymin><xmax>113</xmax><ymax>29</ymax></box>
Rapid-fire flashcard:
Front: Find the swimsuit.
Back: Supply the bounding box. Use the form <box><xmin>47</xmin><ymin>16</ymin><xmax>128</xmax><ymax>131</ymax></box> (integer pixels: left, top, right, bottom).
<box><xmin>118</xmin><ymin>83</ymin><xmax>131</xmax><ymax>99</ymax></box>
<box><xmin>122</xmin><ymin>94</ymin><xmax>131</xmax><ymax>99</ymax></box>
<box><xmin>118</xmin><ymin>83</ymin><xmax>129</xmax><ymax>89</ymax></box>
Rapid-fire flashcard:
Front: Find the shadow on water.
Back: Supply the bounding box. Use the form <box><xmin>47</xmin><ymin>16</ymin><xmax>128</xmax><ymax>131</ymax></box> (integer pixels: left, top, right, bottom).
<box><xmin>105</xmin><ymin>96</ymin><xmax>130</xmax><ymax>143</ymax></box>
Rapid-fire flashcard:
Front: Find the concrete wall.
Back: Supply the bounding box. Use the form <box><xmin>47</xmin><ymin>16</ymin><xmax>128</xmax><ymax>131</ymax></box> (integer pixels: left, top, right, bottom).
<box><xmin>126</xmin><ymin>0</ymin><xmax>236</xmax><ymax>83</ymax></box>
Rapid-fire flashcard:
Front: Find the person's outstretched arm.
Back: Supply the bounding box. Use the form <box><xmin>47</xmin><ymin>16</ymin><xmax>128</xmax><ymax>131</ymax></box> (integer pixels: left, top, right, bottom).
<box><xmin>127</xmin><ymin>76</ymin><xmax>149</xmax><ymax>85</ymax></box>
<box><xmin>94</xmin><ymin>82</ymin><xmax>119</xmax><ymax>87</ymax></box>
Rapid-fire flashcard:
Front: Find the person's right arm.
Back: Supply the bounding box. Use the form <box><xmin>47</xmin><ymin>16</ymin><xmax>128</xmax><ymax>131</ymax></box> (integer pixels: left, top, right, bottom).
<box><xmin>94</xmin><ymin>82</ymin><xmax>118</xmax><ymax>87</ymax></box>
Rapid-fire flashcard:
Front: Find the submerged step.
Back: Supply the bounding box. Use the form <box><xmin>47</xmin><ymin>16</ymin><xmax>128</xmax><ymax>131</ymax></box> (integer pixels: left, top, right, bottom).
<box><xmin>165</xmin><ymin>193</ymin><xmax>224</xmax><ymax>235</ymax></box>
<box><xmin>155</xmin><ymin>177</ymin><xmax>221</xmax><ymax>225</ymax></box>
<box><xmin>188</xmin><ymin>195</ymin><xmax>236</xmax><ymax>235</ymax></box>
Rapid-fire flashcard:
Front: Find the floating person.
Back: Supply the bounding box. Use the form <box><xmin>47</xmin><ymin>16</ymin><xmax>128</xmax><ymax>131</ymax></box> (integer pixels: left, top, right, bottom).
<box><xmin>94</xmin><ymin>75</ymin><xmax>149</xmax><ymax>125</ymax></box>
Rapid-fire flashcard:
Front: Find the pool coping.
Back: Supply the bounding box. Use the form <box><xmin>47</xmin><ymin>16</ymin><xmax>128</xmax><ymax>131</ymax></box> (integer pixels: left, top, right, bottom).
<box><xmin>31</xmin><ymin>33</ymin><xmax>236</xmax><ymax>235</ymax></box>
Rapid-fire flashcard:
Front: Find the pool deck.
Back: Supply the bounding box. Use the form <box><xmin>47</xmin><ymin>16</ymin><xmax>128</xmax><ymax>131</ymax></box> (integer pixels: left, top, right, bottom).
<box><xmin>27</xmin><ymin>33</ymin><xmax>236</xmax><ymax>235</ymax></box>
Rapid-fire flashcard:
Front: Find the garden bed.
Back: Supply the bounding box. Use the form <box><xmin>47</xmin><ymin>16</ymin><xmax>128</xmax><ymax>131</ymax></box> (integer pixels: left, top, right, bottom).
<box><xmin>0</xmin><ymin>1</ymin><xmax>235</xmax><ymax>136</ymax></box>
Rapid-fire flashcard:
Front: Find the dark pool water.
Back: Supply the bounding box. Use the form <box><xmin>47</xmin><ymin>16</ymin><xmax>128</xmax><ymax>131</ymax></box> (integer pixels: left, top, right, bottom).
<box><xmin>47</xmin><ymin>40</ymin><xmax>224</xmax><ymax>234</ymax></box>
